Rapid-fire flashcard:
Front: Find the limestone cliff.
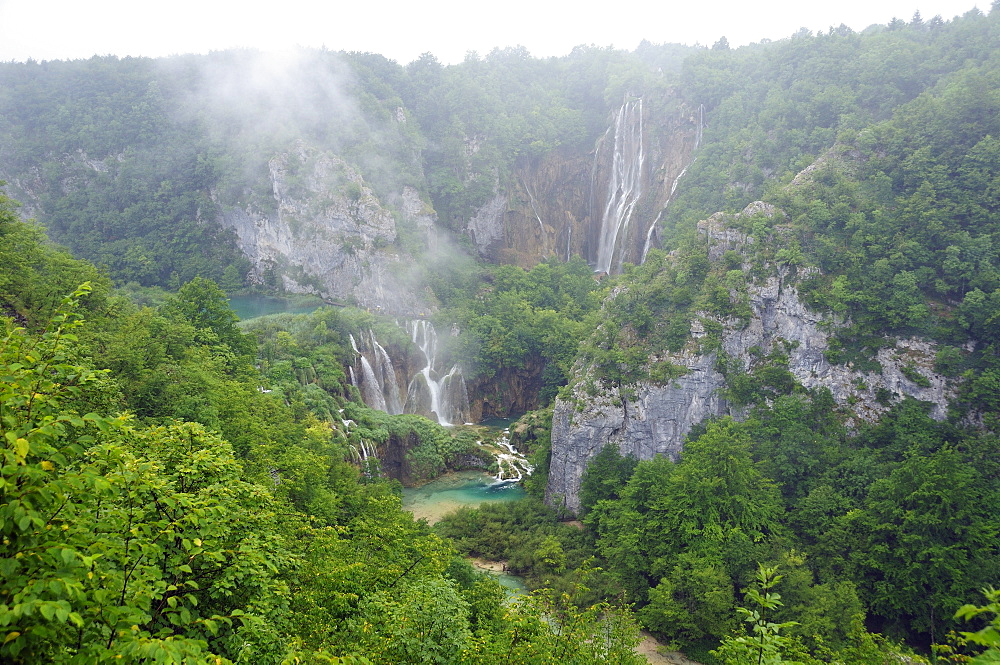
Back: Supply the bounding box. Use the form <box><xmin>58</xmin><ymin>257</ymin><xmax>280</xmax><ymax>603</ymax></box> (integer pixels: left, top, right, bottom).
<box><xmin>219</xmin><ymin>143</ymin><xmax>436</xmax><ymax>314</ymax></box>
<box><xmin>545</xmin><ymin>201</ymin><xmax>957</xmax><ymax>514</ymax></box>
<box><xmin>466</xmin><ymin>96</ymin><xmax>701</xmax><ymax>271</ymax></box>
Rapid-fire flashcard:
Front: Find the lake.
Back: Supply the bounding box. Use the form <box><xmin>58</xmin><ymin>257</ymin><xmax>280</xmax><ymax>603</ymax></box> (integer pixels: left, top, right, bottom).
<box><xmin>401</xmin><ymin>471</ymin><xmax>526</xmax><ymax>524</ymax></box>
<box><xmin>228</xmin><ymin>295</ymin><xmax>325</xmax><ymax>321</ymax></box>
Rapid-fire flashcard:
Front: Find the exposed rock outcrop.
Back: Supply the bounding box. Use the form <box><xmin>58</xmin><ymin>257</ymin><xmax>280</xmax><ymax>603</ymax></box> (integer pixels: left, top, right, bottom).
<box><xmin>466</xmin><ymin>96</ymin><xmax>701</xmax><ymax>271</ymax></box>
<box><xmin>219</xmin><ymin>143</ymin><xmax>435</xmax><ymax>315</ymax></box>
<box><xmin>545</xmin><ymin>201</ymin><xmax>956</xmax><ymax>514</ymax></box>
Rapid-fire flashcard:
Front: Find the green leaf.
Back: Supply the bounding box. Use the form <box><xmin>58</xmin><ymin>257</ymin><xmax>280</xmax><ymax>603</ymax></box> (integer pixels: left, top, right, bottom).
<box><xmin>13</xmin><ymin>438</ymin><xmax>29</xmax><ymax>464</ymax></box>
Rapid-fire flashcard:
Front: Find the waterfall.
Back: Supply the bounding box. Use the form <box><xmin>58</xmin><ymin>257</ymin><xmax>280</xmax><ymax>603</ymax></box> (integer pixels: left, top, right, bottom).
<box><xmin>370</xmin><ymin>331</ymin><xmax>403</xmax><ymax>415</ymax></box>
<box><xmin>492</xmin><ymin>431</ymin><xmax>534</xmax><ymax>483</ymax></box>
<box><xmin>351</xmin><ymin>329</ymin><xmax>403</xmax><ymax>415</ymax></box>
<box><xmin>358</xmin><ymin>356</ymin><xmax>387</xmax><ymax>412</ymax></box>
<box><xmin>348</xmin><ymin>439</ymin><xmax>379</xmax><ymax>478</ymax></box>
<box><xmin>521</xmin><ymin>176</ymin><xmax>546</xmax><ymax>240</ymax></box>
<box><xmin>349</xmin><ymin>320</ymin><xmax>470</xmax><ymax>426</ymax></box>
<box><xmin>594</xmin><ymin>96</ymin><xmax>645</xmax><ymax>275</ymax></box>
<box><xmin>405</xmin><ymin>320</ymin><xmax>470</xmax><ymax>426</ymax></box>
<box><xmin>640</xmin><ymin>162</ymin><xmax>693</xmax><ymax>263</ymax></box>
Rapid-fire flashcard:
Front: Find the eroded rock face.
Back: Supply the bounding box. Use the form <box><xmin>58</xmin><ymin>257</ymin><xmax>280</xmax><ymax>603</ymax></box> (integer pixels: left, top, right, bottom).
<box><xmin>219</xmin><ymin>143</ymin><xmax>435</xmax><ymax>315</ymax></box>
<box><xmin>547</xmin><ymin>353</ymin><xmax>727</xmax><ymax>513</ymax></box>
<box><xmin>545</xmin><ymin>201</ymin><xmax>956</xmax><ymax>514</ymax></box>
<box><xmin>466</xmin><ymin>97</ymin><xmax>700</xmax><ymax>270</ymax></box>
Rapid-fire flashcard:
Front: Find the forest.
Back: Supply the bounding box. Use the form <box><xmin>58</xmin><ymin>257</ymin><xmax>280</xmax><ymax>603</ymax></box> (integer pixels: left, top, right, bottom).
<box><xmin>2</xmin><ymin>5</ymin><xmax>1000</xmax><ymax>664</ymax></box>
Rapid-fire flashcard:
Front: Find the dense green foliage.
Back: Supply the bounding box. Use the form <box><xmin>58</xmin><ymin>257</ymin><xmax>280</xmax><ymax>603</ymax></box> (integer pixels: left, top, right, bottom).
<box><xmin>0</xmin><ymin>207</ymin><xmax>647</xmax><ymax>662</ymax></box>
<box><xmin>4</xmin><ymin>6</ymin><xmax>1000</xmax><ymax>662</ymax></box>
<box><xmin>438</xmin><ymin>257</ymin><xmax>605</xmax><ymax>409</ymax></box>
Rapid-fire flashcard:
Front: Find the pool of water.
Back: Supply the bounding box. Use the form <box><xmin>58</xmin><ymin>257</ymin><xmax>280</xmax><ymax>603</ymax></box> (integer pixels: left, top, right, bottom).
<box><xmin>493</xmin><ymin>571</ymin><xmax>527</xmax><ymax>596</ymax></box>
<box><xmin>228</xmin><ymin>295</ymin><xmax>324</xmax><ymax>321</ymax></box>
<box><xmin>402</xmin><ymin>471</ymin><xmax>526</xmax><ymax>524</ymax></box>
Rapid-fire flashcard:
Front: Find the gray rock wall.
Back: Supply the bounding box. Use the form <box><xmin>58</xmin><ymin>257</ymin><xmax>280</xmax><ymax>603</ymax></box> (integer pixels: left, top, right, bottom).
<box><xmin>218</xmin><ymin>143</ymin><xmax>435</xmax><ymax>315</ymax></box>
<box><xmin>545</xmin><ymin>201</ymin><xmax>956</xmax><ymax>515</ymax></box>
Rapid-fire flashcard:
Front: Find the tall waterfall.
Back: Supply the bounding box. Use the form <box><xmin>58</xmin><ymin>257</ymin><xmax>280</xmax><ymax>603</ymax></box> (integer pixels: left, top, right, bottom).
<box><xmin>594</xmin><ymin>96</ymin><xmax>645</xmax><ymax>274</ymax></box>
<box><xmin>405</xmin><ymin>320</ymin><xmax>471</xmax><ymax>426</ymax></box>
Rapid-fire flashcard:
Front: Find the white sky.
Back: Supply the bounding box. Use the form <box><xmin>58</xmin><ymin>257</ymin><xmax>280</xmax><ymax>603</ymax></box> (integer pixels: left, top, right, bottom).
<box><xmin>0</xmin><ymin>0</ymin><xmax>986</xmax><ymax>66</ymax></box>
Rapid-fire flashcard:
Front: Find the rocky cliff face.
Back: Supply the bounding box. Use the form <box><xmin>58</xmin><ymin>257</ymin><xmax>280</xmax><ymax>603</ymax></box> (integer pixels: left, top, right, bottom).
<box><xmin>219</xmin><ymin>142</ymin><xmax>436</xmax><ymax>315</ymax></box>
<box><xmin>467</xmin><ymin>96</ymin><xmax>701</xmax><ymax>271</ymax></box>
<box><xmin>545</xmin><ymin>201</ymin><xmax>956</xmax><ymax>514</ymax></box>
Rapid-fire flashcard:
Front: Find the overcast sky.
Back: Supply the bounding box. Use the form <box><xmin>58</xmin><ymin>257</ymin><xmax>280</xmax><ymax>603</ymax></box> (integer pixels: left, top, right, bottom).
<box><xmin>0</xmin><ymin>0</ymin><xmax>986</xmax><ymax>66</ymax></box>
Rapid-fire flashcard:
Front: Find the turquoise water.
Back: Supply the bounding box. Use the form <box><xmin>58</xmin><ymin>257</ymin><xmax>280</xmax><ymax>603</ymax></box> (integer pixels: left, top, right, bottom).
<box><xmin>493</xmin><ymin>571</ymin><xmax>527</xmax><ymax>596</ymax></box>
<box><xmin>228</xmin><ymin>295</ymin><xmax>324</xmax><ymax>321</ymax></box>
<box><xmin>403</xmin><ymin>473</ymin><xmax>529</xmax><ymax>597</ymax></box>
<box><xmin>401</xmin><ymin>471</ymin><xmax>526</xmax><ymax>523</ymax></box>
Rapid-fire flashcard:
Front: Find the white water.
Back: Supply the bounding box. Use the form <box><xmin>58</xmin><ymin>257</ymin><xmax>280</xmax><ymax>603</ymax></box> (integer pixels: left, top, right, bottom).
<box><xmin>639</xmin><ymin>103</ymin><xmax>703</xmax><ymax>264</ymax></box>
<box><xmin>359</xmin><ymin>356</ymin><xmax>387</xmax><ymax>412</ymax></box>
<box><xmin>594</xmin><ymin>96</ymin><xmax>645</xmax><ymax>274</ymax></box>
<box><xmin>370</xmin><ymin>331</ymin><xmax>403</xmax><ymax>415</ymax></box>
<box><xmin>349</xmin><ymin>322</ymin><xmax>471</xmax><ymax>426</ymax></box>
<box><xmin>492</xmin><ymin>431</ymin><xmax>534</xmax><ymax>483</ymax></box>
<box><xmin>640</xmin><ymin>162</ymin><xmax>692</xmax><ymax>263</ymax></box>
<box><xmin>406</xmin><ymin>320</ymin><xmax>470</xmax><ymax>426</ymax></box>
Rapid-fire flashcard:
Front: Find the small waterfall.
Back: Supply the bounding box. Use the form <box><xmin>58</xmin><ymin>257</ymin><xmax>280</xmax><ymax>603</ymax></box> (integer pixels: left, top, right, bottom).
<box><xmin>492</xmin><ymin>430</ymin><xmax>534</xmax><ymax>483</ymax></box>
<box><xmin>359</xmin><ymin>356</ymin><xmax>388</xmax><ymax>412</ymax></box>
<box><xmin>521</xmin><ymin>175</ymin><xmax>546</xmax><ymax>238</ymax></box>
<box><xmin>352</xmin><ymin>329</ymin><xmax>403</xmax><ymax>415</ymax></box>
<box><xmin>641</xmin><ymin>162</ymin><xmax>693</xmax><ymax>263</ymax></box>
<box><xmin>405</xmin><ymin>320</ymin><xmax>471</xmax><ymax>426</ymax></box>
<box><xmin>348</xmin><ymin>439</ymin><xmax>380</xmax><ymax>478</ymax></box>
<box><xmin>370</xmin><ymin>331</ymin><xmax>403</xmax><ymax>415</ymax></box>
<box><xmin>594</xmin><ymin>96</ymin><xmax>645</xmax><ymax>275</ymax></box>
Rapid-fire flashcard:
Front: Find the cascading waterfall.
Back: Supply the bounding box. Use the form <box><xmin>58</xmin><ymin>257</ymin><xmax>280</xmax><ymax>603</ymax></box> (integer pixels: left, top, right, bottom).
<box><xmin>641</xmin><ymin>162</ymin><xmax>692</xmax><ymax>263</ymax></box>
<box><xmin>370</xmin><ymin>331</ymin><xmax>403</xmax><ymax>414</ymax></box>
<box><xmin>492</xmin><ymin>430</ymin><xmax>534</xmax><ymax>483</ymax></box>
<box><xmin>594</xmin><ymin>96</ymin><xmax>645</xmax><ymax>275</ymax></box>
<box><xmin>358</xmin><ymin>356</ymin><xmax>388</xmax><ymax>412</ymax></box>
<box><xmin>405</xmin><ymin>319</ymin><xmax>471</xmax><ymax>426</ymax></box>
<box><xmin>351</xmin><ymin>329</ymin><xmax>402</xmax><ymax>415</ymax></box>
<box><xmin>349</xmin><ymin>321</ymin><xmax>471</xmax><ymax>426</ymax></box>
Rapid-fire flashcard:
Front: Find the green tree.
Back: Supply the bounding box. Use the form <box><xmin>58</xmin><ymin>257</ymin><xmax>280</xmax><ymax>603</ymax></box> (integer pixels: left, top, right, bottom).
<box><xmin>712</xmin><ymin>565</ymin><xmax>801</xmax><ymax>665</ymax></box>
<box><xmin>162</xmin><ymin>277</ymin><xmax>253</xmax><ymax>359</ymax></box>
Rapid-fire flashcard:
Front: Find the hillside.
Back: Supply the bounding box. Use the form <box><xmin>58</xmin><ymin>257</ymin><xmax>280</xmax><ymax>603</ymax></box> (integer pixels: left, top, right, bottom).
<box><xmin>2</xmin><ymin>6</ymin><xmax>1000</xmax><ymax>663</ymax></box>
